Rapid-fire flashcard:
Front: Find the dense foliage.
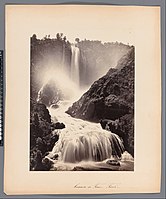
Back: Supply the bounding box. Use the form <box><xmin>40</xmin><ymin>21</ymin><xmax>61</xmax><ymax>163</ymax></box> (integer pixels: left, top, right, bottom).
<box><xmin>30</xmin><ymin>100</ymin><xmax>65</xmax><ymax>170</ymax></box>
<box><xmin>31</xmin><ymin>34</ymin><xmax>132</xmax><ymax>98</ymax></box>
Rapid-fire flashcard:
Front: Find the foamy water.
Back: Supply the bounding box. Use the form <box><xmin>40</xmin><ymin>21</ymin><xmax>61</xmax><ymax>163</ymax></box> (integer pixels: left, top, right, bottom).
<box><xmin>46</xmin><ymin>100</ymin><xmax>134</xmax><ymax>170</ymax></box>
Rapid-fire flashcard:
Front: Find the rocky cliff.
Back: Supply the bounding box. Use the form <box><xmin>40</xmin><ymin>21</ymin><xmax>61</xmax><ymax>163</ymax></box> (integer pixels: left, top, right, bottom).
<box><xmin>78</xmin><ymin>40</ymin><xmax>132</xmax><ymax>87</ymax></box>
<box><xmin>67</xmin><ymin>47</ymin><xmax>134</xmax><ymax>122</ymax></box>
<box><xmin>30</xmin><ymin>35</ymin><xmax>133</xmax><ymax>99</ymax></box>
<box><xmin>30</xmin><ymin>100</ymin><xmax>66</xmax><ymax>170</ymax></box>
<box><xmin>66</xmin><ymin>47</ymin><xmax>134</xmax><ymax>156</ymax></box>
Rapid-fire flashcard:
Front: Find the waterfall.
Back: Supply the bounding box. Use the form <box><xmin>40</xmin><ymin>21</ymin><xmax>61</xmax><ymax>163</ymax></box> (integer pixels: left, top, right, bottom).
<box><xmin>71</xmin><ymin>45</ymin><xmax>80</xmax><ymax>86</ymax></box>
<box><xmin>48</xmin><ymin>101</ymin><xmax>125</xmax><ymax>164</ymax></box>
<box><xmin>52</xmin><ymin>130</ymin><xmax>124</xmax><ymax>163</ymax></box>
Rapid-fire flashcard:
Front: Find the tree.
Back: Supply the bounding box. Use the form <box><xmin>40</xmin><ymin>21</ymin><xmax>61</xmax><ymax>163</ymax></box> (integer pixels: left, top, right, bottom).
<box><xmin>32</xmin><ymin>34</ymin><xmax>37</xmax><ymax>40</ymax></box>
<box><xmin>31</xmin><ymin>34</ymin><xmax>37</xmax><ymax>44</ymax></box>
<box><xmin>75</xmin><ymin>38</ymin><xmax>80</xmax><ymax>43</ymax></box>
<box><xmin>60</xmin><ymin>33</ymin><xmax>63</xmax><ymax>38</ymax></box>
<box><xmin>34</xmin><ymin>113</ymin><xmax>39</xmax><ymax>126</ymax></box>
<box><xmin>63</xmin><ymin>36</ymin><xmax>67</xmax><ymax>42</ymax></box>
<box><xmin>56</xmin><ymin>33</ymin><xmax>60</xmax><ymax>40</ymax></box>
<box><xmin>43</xmin><ymin>35</ymin><xmax>48</xmax><ymax>40</ymax></box>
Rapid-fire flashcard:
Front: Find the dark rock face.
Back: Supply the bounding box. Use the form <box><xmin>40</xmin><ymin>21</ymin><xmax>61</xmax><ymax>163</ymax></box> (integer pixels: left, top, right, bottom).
<box><xmin>78</xmin><ymin>40</ymin><xmax>132</xmax><ymax>87</ymax></box>
<box><xmin>51</xmin><ymin>122</ymin><xmax>65</xmax><ymax>129</ymax></box>
<box><xmin>32</xmin><ymin>102</ymin><xmax>51</xmax><ymax>123</ymax></box>
<box><xmin>50</xmin><ymin>104</ymin><xmax>59</xmax><ymax>109</ymax></box>
<box><xmin>32</xmin><ymin>150</ymin><xmax>54</xmax><ymax>171</ymax></box>
<box><xmin>100</xmin><ymin>115</ymin><xmax>134</xmax><ymax>157</ymax></box>
<box><xmin>66</xmin><ymin>47</ymin><xmax>134</xmax><ymax>156</ymax></box>
<box><xmin>30</xmin><ymin>35</ymin><xmax>133</xmax><ymax>98</ymax></box>
<box><xmin>106</xmin><ymin>159</ymin><xmax>120</xmax><ymax>166</ymax></box>
<box><xmin>30</xmin><ymin>100</ymin><xmax>60</xmax><ymax>170</ymax></box>
<box><xmin>37</xmin><ymin>79</ymin><xmax>64</xmax><ymax>107</ymax></box>
<box><xmin>66</xmin><ymin>47</ymin><xmax>134</xmax><ymax>122</ymax></box>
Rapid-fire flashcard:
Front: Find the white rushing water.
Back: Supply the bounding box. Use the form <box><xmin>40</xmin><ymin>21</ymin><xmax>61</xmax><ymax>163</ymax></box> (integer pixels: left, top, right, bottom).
<box><xmin>48</xmin><ymin>100</ymin><xmax>125</xmax><ymax>164</ymax></box>
<box><xmin>71</xmin><ymin>45</ymin><xmax>80</xmax><ymax>86</ymax></box>
<box><xmin>45</xmin><ymin>100</ymin><xmax>134</xmax><ymax>171</ymax></box>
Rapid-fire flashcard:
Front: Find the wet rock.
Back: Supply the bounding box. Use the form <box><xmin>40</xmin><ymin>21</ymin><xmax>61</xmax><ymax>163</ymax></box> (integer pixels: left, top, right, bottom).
<box><xmin>37</xmin><ymin>79</ymin><xmax>64</xmax><ymax>107</ymax></box>
<box><xmin>52</xmin><ymin>153</ymin><xmax>59</xmax><ymax>160</ymax></box>
<box><xmin>42</xmin><ymin>157</ymin><xmax>54</xmax><ymax>170</ymax></box>
<box><xmin>50</xmin><ymin>167</ymin><xmax>57</xmax><ymax>171</ymax></box>
<box><xmin>50</xmin><ymin>104</ymin><xmax>59</xmax><ymax>109</ymax></box>
<box><xmin>45</xmin><ymin>152</ymin><xmax>59</xmax><ymax>160</ymax></box>
<box><xmin>121</xmin><ymin>151</ymin><xmax>134</xmax><ymax>161</ymax></box>
<box><xmin>73</xmin><ymin>166</ymin><xmax>85</xmax><ymax>171</ymax></box>
<box><xmin>51</xmin><ymin>122</ymin><xmax>65</xmax><ymax>130</ymax></box>
<box><xmin>100</xmin><ymin>114</ymin><xmax>134</xmax><ymax>158</ymax></box>
<box><xmin>106</xmin><ymin>159</ymin><xmax>120</xmax><ymax>166</ymax></box>
<box><xmin>32</xmin><ymin>150</ymin><xmax>54</xmax><ymax>171</ymax></box>
<box><xmin>100</xmin><ymin>119</ymin><xmax>118</xmax><ymax>130</ymax></box>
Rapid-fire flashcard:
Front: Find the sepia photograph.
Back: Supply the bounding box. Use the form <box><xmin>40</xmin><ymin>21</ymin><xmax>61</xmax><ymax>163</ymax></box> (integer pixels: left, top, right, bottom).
<box><xmin>4</xmin><ymin>5</ymin><xmax>161</xmax><ymax>194</ymax></box>
<box><xmin>30</xmin><ymin>22</ymin><xmax>134</xmax><ymax>171</ymax></box>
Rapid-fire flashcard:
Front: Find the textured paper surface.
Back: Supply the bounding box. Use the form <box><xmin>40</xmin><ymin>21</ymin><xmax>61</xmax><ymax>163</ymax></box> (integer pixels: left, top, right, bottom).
<box><xmin>4</xmin><ymin>5</ymin><xmax>161</xmax><ymax>194</ymax></box>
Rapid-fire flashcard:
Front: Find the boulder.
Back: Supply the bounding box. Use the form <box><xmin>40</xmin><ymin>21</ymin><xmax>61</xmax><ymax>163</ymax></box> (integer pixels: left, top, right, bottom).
<box><xmin>52</xmin><ymin>122</ymin><xmax>65</xmax><ymax>129</ymax></box>
<box><xmin>106</xmin><ymin>159</ymin><xmax>120</xmax><ymax>166</ymax></box>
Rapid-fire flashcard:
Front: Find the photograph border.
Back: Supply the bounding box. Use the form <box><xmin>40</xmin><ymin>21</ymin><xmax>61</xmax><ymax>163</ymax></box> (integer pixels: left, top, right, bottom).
<box><xmin>0</xmin><ymin>0</ymin><xmax>165</xmax><ymax>198</ymax></box>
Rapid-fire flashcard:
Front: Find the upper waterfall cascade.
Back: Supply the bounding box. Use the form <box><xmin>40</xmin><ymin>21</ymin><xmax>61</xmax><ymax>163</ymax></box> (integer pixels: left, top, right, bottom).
<box><xmin>71</xmin><ymin>45</ymin><xmax>80</xmax><ymax>86</ymax></box>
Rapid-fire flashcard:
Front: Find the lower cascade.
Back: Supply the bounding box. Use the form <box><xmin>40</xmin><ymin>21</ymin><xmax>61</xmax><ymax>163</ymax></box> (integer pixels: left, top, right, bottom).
<box><xmin>48</xmin><ymin>101</ymin><xmax>125</xmax><ymax>163</ymax></box>
<box><xmin>52</xmin><ymin>131</ymin><xmax>124</xmax><ymax>163</ymax></box>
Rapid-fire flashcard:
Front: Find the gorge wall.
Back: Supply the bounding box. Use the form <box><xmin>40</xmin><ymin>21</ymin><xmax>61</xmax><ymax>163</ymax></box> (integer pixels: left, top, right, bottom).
<box><xmin>30</xmin><ymin>34</ymin><xmax>133</xmax><ymax>100</ymax></box>
<box><xmin>66</xmin><ymin>47</ymin><xmax>135</xmax><ymax>156</ymax></box>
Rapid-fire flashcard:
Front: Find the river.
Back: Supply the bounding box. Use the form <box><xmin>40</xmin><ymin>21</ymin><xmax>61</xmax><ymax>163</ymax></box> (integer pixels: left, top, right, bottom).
<box><xmin>46</xmin><ymin>100</ymin><xmax>134</xmax><ymax>171</ymax></box>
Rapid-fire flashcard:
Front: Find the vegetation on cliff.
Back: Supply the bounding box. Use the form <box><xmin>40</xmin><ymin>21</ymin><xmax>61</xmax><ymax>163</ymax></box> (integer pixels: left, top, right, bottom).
<box><xmin>30</xmin><ymin>34</ymin><xmax>133</xmax><ymax>99</ymax></box>
<box><xmin>66</xmin><ymin>47</ymin><xmax>135</xmax><ymax>156</ymax></box>
<box><xmin>77</xmin><ymin>40</ymin><xmax>132</xmax><ymax>87</ymax></box>
<box><xmin>30</xmin><ymin>34</ymin><xmax>135</xmax><ymax>159</ymax></box>
<box><xmin>30</xmin><ymin>100</ymin><xmax>65</xmax><ymax>170</ymax></box>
